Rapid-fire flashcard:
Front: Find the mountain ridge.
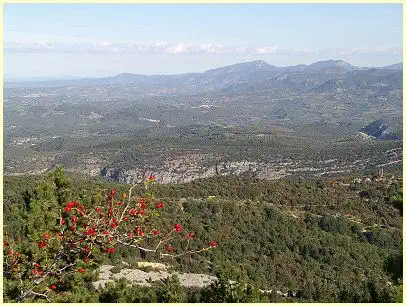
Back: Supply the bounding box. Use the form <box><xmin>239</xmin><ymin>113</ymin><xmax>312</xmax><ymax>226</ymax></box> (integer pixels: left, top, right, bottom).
<box><xmin>5</xmin><ymin>60</ymin><xmax>402</xmax><ymax>88</ymax></box>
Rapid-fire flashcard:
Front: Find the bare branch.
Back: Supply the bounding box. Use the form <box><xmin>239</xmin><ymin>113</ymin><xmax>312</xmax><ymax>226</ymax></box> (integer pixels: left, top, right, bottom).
<box><xmin>119</xmin><ymin>184</ymin><xmax>137</xmax><ymax>222</ymax></box>
<box><xmin>116</xmin><ymin>239</ymin><xmax>157</xmax><ymax>253</ymax></box>
<box><xmin>28</xmin><ymin>291</ymin><xmax>50</xmax><ymax>303</ymax></box>
<box><xmin>160</xmin><ymin>247</ymin><xmax>213</xmax><ymax>259</ymax></box>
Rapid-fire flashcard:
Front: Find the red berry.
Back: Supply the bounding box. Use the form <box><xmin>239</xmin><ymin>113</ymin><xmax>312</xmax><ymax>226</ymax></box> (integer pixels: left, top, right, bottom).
<box><xmin>152</xmin><ymin>229</ymin><xmax>160</xmax><ymax>236</ymax></box>
<box><xmin>7</xmin><ymin>250</ymin><xmax>13</xmax><ymax>255</ymax></box>
<box><xmin>84</xmin><ymin>257</ymin><xmax>90</xmax><ymax>264</ymax></box>
<box><xmin>65</xmin><ymin>202</ymin><xmax>73</xmax><ymax>212</ymax></box>
<box><xmin>77</xmin><ymin>268</ymin><xmax>85</xmax><ymax>273</ymax></box>
<box><xmin>128</xmin><ymin>232</ymin><xmax>135</xmax><ymax>238</ymax></box>
<box><xmin>32</xmin><ymin>269</ymin><xmax>38</xmax><ymax>274</ymax></box>
<box><xmin>123</xmin><ymin>216</ymin><xmax>129</xmax><ymax>222</ymax></box>
<box><xmin>174</xmin><ymin>223</ymin><xmax>182</xmax><ymax>232</ymax></box>
<box><xmin>210</xmin><ymin>241</ymin><xmax>217</xmax><ymax>248</ymax></box>
<box><xmin>43</xmin><ymin>233</ymin><xmax>50</xmax><ymax>240</ymax></box>
<box><xmin>95</xmin><ymin>207</ymin><xmax>101</xmax><ymax>213</ymax></box>
<box><xmin>167</xmin><ymin>245</ymin><xmax>172</xmax><ymax>252</ymax></box>
<box><xmin>59</xmin><ymin>218</ymin><xmax>65</xmax><ymax>225</ymax></box>
<box><xmin>139</xmin><ymin>209</ymin><xmax>145</xmax><ymax>215</ymax></box>
<box><xmin>111</xmin><ymin>189</ymin><xmax>117</xmax><ymax>197</ymax></box>
<box><xmin>187</xmin><ymin>232</ymin><xmax>195</xmax><ymax>240</ymax></box>
<box><xmin>130</xmin><ymin>208</ymin><xmax>137</xmax><ymax>215</ymax></box>
<box><xmin>3</xmin><ymin>241</ymin><xmax>9</xmax><ymax>247</ymax></box>
<box><xmin>156</xmin><ymin>201</ymin><xmax>165</xmax><ymax>209</ymax></box>
<box><xmin>49</xmin><ymin>284</ymin><xmax>57</xmax><ymax>291</ymax></box>
<box><xmin>71</xmin><ymin>216</ymin><xmax>78</xmax><ymax>224</ymax></box>
<box><xmin>117</xmin><ymin>201</ymin><xmax>123</xmax><ymax>206</ymax></box>
<box><xmin>37</xmin><ymin>241</ymin><xmax>47</xmax><ymax>249</ymax></box>
<box><xmin>140</xmin><ymin>199</ymin><xmax>147</xmax><ymax>209</ymax></box>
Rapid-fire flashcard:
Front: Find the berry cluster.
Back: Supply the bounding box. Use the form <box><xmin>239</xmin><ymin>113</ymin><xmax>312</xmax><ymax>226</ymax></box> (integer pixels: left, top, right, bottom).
<box><xmin>3</xmin><ymin>175</ymin><xmax>217</xmax><ymax>302</ymax></box>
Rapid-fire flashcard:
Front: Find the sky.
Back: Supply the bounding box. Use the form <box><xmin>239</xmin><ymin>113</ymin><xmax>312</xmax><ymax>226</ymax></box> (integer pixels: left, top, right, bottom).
<box><xmin>4</xmin><ymin>3</ymin><xmax>403</xmax><ymax>80</ymax></box>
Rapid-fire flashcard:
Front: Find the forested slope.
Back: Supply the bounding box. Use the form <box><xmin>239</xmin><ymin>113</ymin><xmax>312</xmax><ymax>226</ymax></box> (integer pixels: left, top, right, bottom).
<box><xmin>3</xmin><ymin>169</ymin><xmax>403</xmax><ymax>302</ymax></box>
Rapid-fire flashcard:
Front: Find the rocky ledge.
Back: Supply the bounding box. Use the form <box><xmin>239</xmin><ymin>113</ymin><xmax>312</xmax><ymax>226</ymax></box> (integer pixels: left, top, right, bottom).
<box><xmin>93</xmin><ymin>264</ymin><xmax>217</xmax><ymax>289</ymax></box>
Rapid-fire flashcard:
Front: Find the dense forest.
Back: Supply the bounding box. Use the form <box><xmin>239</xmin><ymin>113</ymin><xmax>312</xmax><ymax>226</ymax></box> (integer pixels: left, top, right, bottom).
<box><xmin>3</xmin><ymin>169</ymin><xmax>403</xmax><ymax>302</ymax></box>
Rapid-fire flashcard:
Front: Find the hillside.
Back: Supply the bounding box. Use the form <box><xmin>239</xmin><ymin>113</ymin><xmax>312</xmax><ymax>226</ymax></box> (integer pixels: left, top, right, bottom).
<box><xmin>4</xmin><ymin>59</ymin><xmax>402</xmax><ymax>181</ymax></box>
<box><xmin>3</xmin><ymin>170</ymin><xmax>403</xmax><ymax>302</ymax></box>
<box><xmin>4</xmin><ymin>59</ymin><xmax>403</xmax><ymax>303</ymax></box>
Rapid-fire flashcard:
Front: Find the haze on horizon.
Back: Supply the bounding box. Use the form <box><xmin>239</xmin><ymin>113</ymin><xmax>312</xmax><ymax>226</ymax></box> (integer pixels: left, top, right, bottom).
<box><xmin>4</xmin><ymin>3</ymin><xmax>403</xmax><ymax>81</ymax></box>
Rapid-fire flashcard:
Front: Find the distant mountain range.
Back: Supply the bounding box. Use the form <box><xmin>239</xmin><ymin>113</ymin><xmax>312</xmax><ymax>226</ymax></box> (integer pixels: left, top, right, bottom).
<box><xmin>4</xmin><ymin>59</ymin><xmax>402</xmax><ymax>179</ymax></box>
<box><xmin>5</xmin><ymin>59</ymin><xmax>402</xmax><ymax>89</ymax></box>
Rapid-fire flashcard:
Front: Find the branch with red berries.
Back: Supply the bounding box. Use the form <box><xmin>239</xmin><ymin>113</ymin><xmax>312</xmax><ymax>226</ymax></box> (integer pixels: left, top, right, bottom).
<box><xmin>3</xmin><ymin>175</ymin><xmax>217</xmax><ymax>302</ymax></box>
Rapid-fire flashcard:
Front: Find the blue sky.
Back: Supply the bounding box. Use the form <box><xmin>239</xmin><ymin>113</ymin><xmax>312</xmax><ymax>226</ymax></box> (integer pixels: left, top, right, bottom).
<box><xmin>4</xmin><ymin>3</ymin><xmax>403</xmax><ymax>80</ymax></box>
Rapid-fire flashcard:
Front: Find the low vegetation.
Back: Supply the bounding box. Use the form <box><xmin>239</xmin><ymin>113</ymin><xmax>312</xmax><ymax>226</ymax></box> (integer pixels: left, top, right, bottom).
<box><xmin>3</xmin><ymin>168</ymin><xmax>403</xmax><ymax>302</ymax></box>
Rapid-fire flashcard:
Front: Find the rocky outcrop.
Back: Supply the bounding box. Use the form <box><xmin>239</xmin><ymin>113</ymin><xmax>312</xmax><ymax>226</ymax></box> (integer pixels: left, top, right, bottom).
<box><xmin>93</xmin><ymin>264</ymin><xmax>295</xmax><ymax>297</ymax></box>
<box><xmin>359</xmin><ymin>119</ymin><xmax>401</xmax><ymax>140</ymax></box>
<box><xmin>93</xmin><ymin>265</ymin><xmax>217</xmax><ymax>289</ymax></box>
<box><xmin>100</xmin><ymin>160</ymin><xmax>288</xmax><ymax>184</ymax></box>
<box><xmin>59</xmin><ymin>146</ymin><xmax>402</xmax><ymax>185</ymax></box>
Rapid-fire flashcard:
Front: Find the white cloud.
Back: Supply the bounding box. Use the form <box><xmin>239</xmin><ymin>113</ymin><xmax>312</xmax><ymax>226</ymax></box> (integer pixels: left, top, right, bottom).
<box><xmin>4</xmin><ymin>40</ymin><xmax>402</xmax><ymax>57</ymax></box>
<box><xmin>351</xmin><ymin>46</ymin><xmax>401</xmax><ymax>55</ymax></box>
<box><xmin>335</xmin><ymin>46</ymin><xmax>402</xmax><ymax>56</ymax></box>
